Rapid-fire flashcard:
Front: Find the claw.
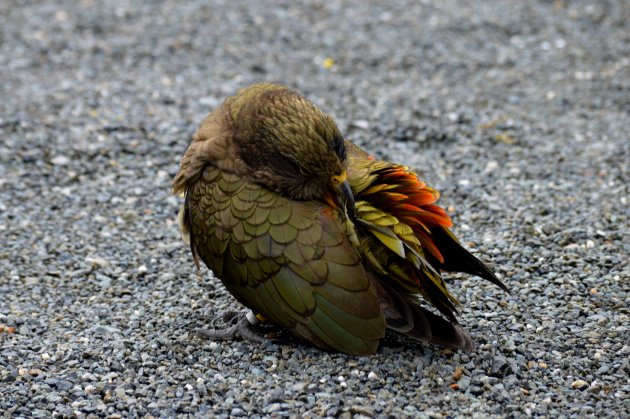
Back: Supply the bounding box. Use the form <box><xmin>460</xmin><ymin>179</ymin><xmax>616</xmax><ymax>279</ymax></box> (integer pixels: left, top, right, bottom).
<box><xmin>195</xmin><ymin>311</ymin><xmax>267</xmax><ymax>344</ymax></box>
<box><xmin>215</xmin><ymin>309</ymin><xmax>242</xmax><ymax>324</ymax></box>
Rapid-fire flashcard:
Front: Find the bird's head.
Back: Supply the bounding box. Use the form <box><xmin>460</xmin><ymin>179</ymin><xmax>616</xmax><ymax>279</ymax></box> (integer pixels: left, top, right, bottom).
<box><xmin>227</xmin><ymin>83</ymin><xmax>354</xmax><ymax>212</ymax></box>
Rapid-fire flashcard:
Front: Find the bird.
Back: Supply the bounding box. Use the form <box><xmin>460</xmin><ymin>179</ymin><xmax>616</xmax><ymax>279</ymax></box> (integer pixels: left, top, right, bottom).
<box><xmin>173</xmin><ymin>82</ymin><xmax>508</xmax><ymax>355</ymax></box>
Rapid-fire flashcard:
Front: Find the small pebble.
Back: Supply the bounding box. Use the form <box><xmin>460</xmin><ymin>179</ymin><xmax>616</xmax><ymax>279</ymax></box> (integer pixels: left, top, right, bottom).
<box><xmin>571</xmin><ymin>379</ymin><xmax>589</xmax><ymax>390</ymax></box>
<box><xmin>51</xmin><ymin>155</ymin><xmax>70</xmax><ymax>165</ymax></box>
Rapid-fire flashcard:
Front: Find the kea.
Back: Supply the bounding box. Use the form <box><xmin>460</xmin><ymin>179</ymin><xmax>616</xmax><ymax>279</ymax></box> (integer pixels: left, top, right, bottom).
<box><xmin>173</xmin><ymin>83</ymin><xmax>508</xmax><ymax>355</ymax></box>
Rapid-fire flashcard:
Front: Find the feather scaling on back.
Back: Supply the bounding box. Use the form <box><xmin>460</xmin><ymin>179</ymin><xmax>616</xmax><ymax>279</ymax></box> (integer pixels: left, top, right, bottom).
<box><xmin>173</xmin><ymin>83</ymin><xmax>508</xmax><ymax>355</ymax></box>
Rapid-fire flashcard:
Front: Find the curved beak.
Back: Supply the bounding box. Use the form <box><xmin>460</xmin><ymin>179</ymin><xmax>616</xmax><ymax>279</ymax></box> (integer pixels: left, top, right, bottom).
<box><xmin>332</xmin><ymin>180</ymin><xmax>356</xmax><ymax>217</ymax></box>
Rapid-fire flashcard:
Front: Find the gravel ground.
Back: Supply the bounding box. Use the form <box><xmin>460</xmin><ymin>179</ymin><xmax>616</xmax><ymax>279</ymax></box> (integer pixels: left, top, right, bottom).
<box><xmin>1</xmin><ymin>0</ymin><xmax>628</xmax><ymax>417</ymax></box>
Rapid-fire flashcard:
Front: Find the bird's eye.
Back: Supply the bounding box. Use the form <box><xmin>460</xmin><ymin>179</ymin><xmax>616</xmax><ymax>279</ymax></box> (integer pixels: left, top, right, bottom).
<box><xmin>332</xmin><ymin>135</ymin><xmax>347</xmax><ymax>160</ymax></box>
<box><xmin>268</xmin><ymin>153</ymin><xmax>304</xmax><ymax>177</ymax></box>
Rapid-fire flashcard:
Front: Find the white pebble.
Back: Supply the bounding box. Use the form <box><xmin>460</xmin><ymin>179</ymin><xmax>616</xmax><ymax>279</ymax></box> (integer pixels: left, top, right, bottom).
<box><xmin>51</xmin><ymin>155</ymin><xmax>70</xmax><ymax>165</ymax></box>
<box><xmin>484</xmin><ymin>160</ymin><xmax>499</xmax><ymax>173</ymax></box>
<box><xmin>351</xmin><ymin>120</ymin><xmax>369</xmax><ymax>130</ymax></box>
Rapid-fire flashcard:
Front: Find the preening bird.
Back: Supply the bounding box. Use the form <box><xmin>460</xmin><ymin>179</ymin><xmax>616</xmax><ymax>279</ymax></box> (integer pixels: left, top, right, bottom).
<box><xmin>173</xmin><ymin>83</ymin><xmax>508</xmax><ymax>355</ymax></box>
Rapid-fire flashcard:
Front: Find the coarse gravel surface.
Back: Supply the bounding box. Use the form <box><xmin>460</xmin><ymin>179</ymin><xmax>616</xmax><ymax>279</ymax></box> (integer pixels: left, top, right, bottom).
<box><xmin>1</xmin><ymin>0</ymin><xmax>628</xmax><ymax>417</ymax></box>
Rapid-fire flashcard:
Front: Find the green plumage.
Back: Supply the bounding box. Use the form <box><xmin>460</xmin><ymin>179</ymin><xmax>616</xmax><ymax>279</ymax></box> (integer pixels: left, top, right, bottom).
<box><xmin>185</xmin><ymin>165</ymin><xmax>384</xmax><ymax>354</ymax></box>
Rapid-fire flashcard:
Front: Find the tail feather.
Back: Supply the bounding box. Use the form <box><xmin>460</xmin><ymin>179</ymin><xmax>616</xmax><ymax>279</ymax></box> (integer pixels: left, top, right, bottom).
<box><xmin>372</xmin><ymin>277</ymin><xmax>474</xmax><ymax>351</ymax></box>
<box><xmin>431</xmin><ymin>227</ymin><xmax>510</xmax><ymax>293</ymax></box>
<box><xmin>404</xmin><ymin>303</ymin><xmax>474</xmax><ymax>351</ymax></box>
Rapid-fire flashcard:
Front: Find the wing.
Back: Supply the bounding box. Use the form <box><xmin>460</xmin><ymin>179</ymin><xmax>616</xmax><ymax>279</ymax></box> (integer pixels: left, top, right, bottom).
<box><xmin>346</xmin><ymin>141</ymin><xmax>507</xmax><ymax>324</ymax></box>
<box><xmin>183</xmin><ymin>165</ymin><xmax>386</xmax><ymax>355</ymax></box>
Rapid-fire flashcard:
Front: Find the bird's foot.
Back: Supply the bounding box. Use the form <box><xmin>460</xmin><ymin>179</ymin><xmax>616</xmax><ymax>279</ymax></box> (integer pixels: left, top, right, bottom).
<box><xmin>194</xmin><ymin>310</ymin><xmax>268</xmax><ymax>344</ymax></box>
